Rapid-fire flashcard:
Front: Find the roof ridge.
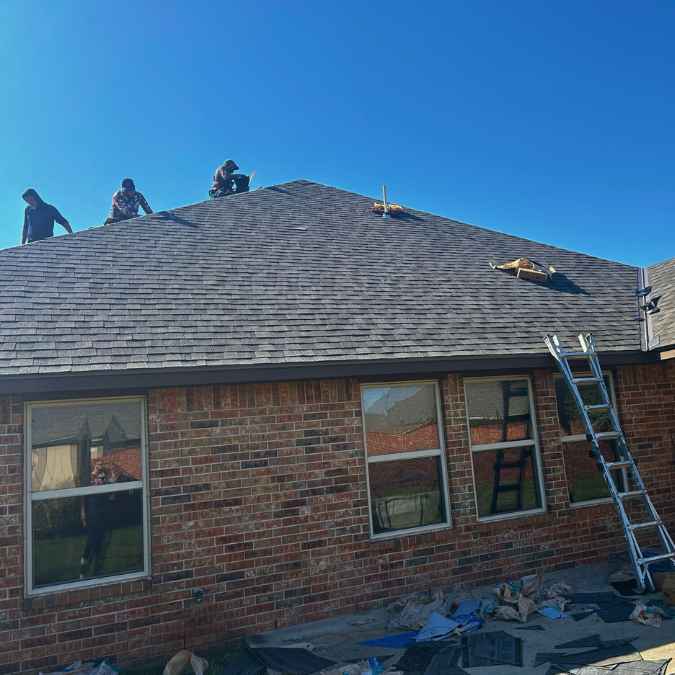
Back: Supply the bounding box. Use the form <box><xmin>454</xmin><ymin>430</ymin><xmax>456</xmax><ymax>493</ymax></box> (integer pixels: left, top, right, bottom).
<box><xmin>0</xmin><ymin>179</ymin><xmax>642</xmax><ymax>269</ymax></box>
<box><xmin>268</xmin><ymin>180</ymin><xmax>640</xmax><ymax>269</ymax></box>
<box><xmin>0</xmin><ymin>179</ymin><xmax>319</xmax><ymax>255</ymax></box>
<box><xmin>648</xmin><ymin>255</ymin><xmax>675</xmax><ymax>269</ymax></box>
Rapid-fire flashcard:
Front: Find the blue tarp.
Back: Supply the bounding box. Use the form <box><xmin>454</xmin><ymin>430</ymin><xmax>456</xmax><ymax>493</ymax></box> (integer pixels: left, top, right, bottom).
<box><xmin>415</xmin><ymin>612</ymin><xmax>460</xmax><ymax>642</ymax></box>
<box><xmin>361</xmin><ymin>631</ymin><xmax>418</xmax><ymax>648</ymax></box>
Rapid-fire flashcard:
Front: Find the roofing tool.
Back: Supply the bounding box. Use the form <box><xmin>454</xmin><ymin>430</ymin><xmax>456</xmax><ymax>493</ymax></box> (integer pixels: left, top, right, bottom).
<box><xmin>545</xmin><ymin>332</ymin><xmax>675</xmax><ymax>592</ymax></box>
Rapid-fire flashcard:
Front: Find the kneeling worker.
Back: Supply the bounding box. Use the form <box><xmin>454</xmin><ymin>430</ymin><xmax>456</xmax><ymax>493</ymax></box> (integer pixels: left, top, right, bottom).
<box><xmin>209</xmin><ymin>159</ymin><xmax>250</xmax><ymax>198</ymax></box>
<box><xmin>105</xmin><ymin>178</ymin><xmax>153</xmax><ymax>224</ymax></box>
<box><xmin>21</xmin><ymin>189</ymin><xmax>73</xmax><ymax>244</ymax></box>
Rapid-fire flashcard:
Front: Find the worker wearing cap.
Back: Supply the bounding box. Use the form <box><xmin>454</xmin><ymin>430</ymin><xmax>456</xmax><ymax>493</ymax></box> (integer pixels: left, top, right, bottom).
<box><xmin>209</xmin><ymin>159</ymin><xmax>240</xmax><ymax>198</ymax></box>
<box><xmin>105</xmin><ymin>178</ymin><xmax>153</xmax><ymax>224</ymax></box>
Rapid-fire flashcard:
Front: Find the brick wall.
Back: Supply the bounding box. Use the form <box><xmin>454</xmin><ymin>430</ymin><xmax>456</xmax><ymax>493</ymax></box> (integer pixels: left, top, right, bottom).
<box><xmin>1</xmin><ymin>363</ymin><xmax>675</xmax><ymax>673</ymax></box>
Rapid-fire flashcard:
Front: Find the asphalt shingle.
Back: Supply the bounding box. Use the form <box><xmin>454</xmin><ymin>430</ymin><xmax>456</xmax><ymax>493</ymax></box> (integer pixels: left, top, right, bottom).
<box><xmin>0</xmin><ymin>180</ymin><xmax>643</xmax><ymax>380</ymax></box>
<box><xmin>648</xmin><ymin>256</ymin><xmax>675</xmax><ymax>350</ymax></box>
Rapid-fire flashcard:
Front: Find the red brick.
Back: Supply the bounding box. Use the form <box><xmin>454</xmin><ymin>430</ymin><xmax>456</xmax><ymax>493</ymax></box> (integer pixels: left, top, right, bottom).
<box><xmin>2</xmin><ymin>365</ymin><xmax>675</xmax><ymax>671</ymax></box>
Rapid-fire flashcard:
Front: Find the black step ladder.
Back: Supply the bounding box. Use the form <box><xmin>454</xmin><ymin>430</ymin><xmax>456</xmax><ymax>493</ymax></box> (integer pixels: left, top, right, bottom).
<box><xmin>544</xmin><ymin>332</ymin><xmax>675</xmax><ymax>591</ymax></box>
<box><xmin>490</xmin><ymin>447</ymin><xmax>532</xmax><ymax>515</ymax></box>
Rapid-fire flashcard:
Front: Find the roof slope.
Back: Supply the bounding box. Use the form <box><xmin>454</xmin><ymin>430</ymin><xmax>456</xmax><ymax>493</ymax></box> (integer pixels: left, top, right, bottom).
<box><xmin>0</xmin><ymin>180</ymin><xmax>642</xmax><ymax>379</ymax></box>
<box><xmin>648</xmin><ymin>256</ymin><xmax>675</xmax><ymax>350</ymax></box>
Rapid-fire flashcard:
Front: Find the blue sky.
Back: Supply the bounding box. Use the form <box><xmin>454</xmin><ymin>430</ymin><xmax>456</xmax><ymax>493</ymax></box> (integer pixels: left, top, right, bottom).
<box><xmin>1</xmin><ymin>1</ymin><xmax>673</xmax><ymax>265</ymax></box>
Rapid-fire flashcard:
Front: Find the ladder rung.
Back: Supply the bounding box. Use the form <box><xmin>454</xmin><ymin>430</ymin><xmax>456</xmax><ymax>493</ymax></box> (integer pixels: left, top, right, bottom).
<box><xmin>630</xmin><ymin>520</ymin><xmax>661</xmax><ymax>530</ymax></box>
<box><xmin>638</xmin><ymin>552</ymin><xmax>675</xmax><ymax>565</ymax></box>
<box><xmin>573</xmin><ymin>377</ymin><xmax>601</xmax><ymax>385</ymax></box>
<box><xmin>618</xmin><ymin>490</ymin><xmax>645</xmax><ymax>500</ymax></box>
<box><xmin>596</xmin><ymin>431</ymin><xmax>621</xmax><ymax>440</ymax></box>
<box><xmin>606</xmin><ymin>460</ymin><xmax>632</xmax><ymax>470</ymax></box>
<box><xmin>495</xmin><ymin>461</ymin><xmax>526</xmax><ymax>469</ymax></box>
<box><xmin>495</xmin><ymin>484</ymin><xmax>521</xmax><ymax>493</ymax></box>
<box><xmin>547</xmin><ymin>333</ymin><xmax>675</xmax><ymax>589</ymax></box>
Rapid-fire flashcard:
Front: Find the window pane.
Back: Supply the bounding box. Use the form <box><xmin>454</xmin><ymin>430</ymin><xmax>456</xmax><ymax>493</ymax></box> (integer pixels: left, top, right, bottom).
<box><xmin>31</xmin><ymin>401</ymin><xmax>143</xmax><ymax>492</ymax></box>
<box><xmin>563</xmin><ymin>440</ymin><xmax>624</xmax><ymax>503</ymax></box>
<box><xmin>368</xmin><ymin>456</ymin><xmax>446</xmax><ymax>534</ymax></box>
<box><xmin>555</xmin><ymin>376</ymin><xmax>612</xmax><ymax>437</ymax></box>
<box><xmin>32</xmin><ymin>490</ymin><xmax>144</xmax><ymax>588</ymax></box>
<box><xmin>472</xmin><ymin>447</ymin><xmax>542</xmax><ymax>518</ymax></box>
<box><xmin>465</xmin><ymin>380</ymin><xmax>532</xmax><ymax>445</ymax></box>
<box><xmin>363</xmin><ymin>384</ymin><xmax>439</xmax><ymax>456</ymax></box>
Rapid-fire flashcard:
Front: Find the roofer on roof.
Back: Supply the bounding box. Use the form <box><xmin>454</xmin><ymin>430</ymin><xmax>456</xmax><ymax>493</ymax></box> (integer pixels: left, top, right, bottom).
<box><xmin>21</xmin><ymin>189</ymin><xmax>73</xmax><ymax>245</ymax></box>
<box><xmin>209</xmin><ymin>159</ymin><xmax>250</xmax><ymax>198</ymax></box>
<box><xmin>105</xmin><ymin>178</ymin><xmax>153</xmax><ymax>224</ymax></box>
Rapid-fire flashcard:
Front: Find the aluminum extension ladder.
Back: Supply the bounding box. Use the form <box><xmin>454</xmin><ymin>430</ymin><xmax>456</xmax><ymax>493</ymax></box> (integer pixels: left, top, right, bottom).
<box><xmin>545</xmin><ymin>332</ymin><xmax>675</xmax><ymax>591</ymax></box>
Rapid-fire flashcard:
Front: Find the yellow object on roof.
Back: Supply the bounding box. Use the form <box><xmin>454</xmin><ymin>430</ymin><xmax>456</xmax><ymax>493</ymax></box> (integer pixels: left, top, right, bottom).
<box><xmin>490</xmin><ymin>257</ymin><xmax>556</xmax><ymax>284</ymax></box>
<box><xmin>372</xmin><ymin>202</ymin><xmax>405</xmax><ymax>215</ymax></box>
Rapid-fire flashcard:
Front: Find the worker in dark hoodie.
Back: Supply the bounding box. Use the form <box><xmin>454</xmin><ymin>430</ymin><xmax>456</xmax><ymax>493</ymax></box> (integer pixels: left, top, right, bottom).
<box><xmin>21</xmin><ymin>189</ymin><xmax>73</xmax><ymax>244</ymax></box>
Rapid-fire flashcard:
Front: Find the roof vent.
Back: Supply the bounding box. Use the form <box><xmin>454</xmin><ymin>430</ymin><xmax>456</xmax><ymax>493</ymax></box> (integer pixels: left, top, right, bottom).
<box><xmin>490</xmin><ymin>257</ymin><xmax>556</xmax><ymax>284</ymax></box>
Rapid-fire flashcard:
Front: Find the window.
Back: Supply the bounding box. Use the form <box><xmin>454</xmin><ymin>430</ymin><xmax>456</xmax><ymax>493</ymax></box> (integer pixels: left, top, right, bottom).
<box><xmin>555</xmin><ymin>372</ymin><xmax>625</xmax><ymax>505</ymax></box>
<box><xmin>464</xmin><ymin>377</ymin><xmax>545</xmax><ymax>520</ymax></box>
<box><xmin>25</xmin><ymin>397</ymin><xmax>149</xmax><ymax>594</ymax></box>
<box><xmin>361</xmin><ymin>382</ymin><xmax>450</xmax><ymax>537</ymax></box>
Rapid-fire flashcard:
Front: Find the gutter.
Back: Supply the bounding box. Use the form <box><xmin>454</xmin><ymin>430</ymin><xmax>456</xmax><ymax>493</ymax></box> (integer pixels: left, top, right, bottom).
<box><xmin>0</xmin><ymin>349</ymin><xmax>658</xmax><ymax>396</ymax></box>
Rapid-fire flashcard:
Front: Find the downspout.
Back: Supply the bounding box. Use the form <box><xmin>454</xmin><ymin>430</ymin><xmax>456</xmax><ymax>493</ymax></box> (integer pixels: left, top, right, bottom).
<box><xmin>638</xmin><ymin>266</ymin><xmax>659</xmax><ymax>351</ymax></box>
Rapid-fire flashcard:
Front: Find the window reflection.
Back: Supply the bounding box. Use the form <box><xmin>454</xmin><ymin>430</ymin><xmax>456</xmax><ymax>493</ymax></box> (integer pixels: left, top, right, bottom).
<box><xmin>472</xmin><ymin>448</ymin><xmax>542</xmax><ymax>517</ymax></box>
<box><xmin>31</xmin><ymin>402</ymin><xmax>142</xmax><ymax>491</ymax></box>
<box><xmin>465</xmin><ymin>380</ymin><xmax>532</xmax><ymax>446</ymax></box>
<box><xmin>363</xmin><ymin>384</ymin><xmax>439</xmax><ymax>455</ymax></box>
<box><xmin>555</xmin><ymin>376</ymin><xmax>612</xmax><ymax>437</ymax></box>
<box><xmin>369</xmin><ymin>456</ymin><xmax>446</xmax><ymax>534</ymax></box>
<box><xmin>28</xmin><ymin>398</ymin><xmax>147</xmax><ymax>592</ymax></box>
<box><xmin>555</xmin><ymin>374</ymin><xmax>621</xmax><ymax>504</ymax></box>
<box><xmin>464</xmin><ymin>378</ymin><xmax>544</xmax><ymax>520</ymax></box>
<box><xmin>563</xmin><ymin>440</ymin><xmax>624</xmax><ymax>503</ymax></box>
<box><xmin>32</xmin><ymin>490</ymin><xmax>144</xmax><ymax>588</ymax></box>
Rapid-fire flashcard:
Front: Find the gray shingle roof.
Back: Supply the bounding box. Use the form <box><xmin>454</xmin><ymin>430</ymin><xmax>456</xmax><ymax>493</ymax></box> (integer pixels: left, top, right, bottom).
<box><xmin>648</xmin><ymin>257</ymin><xmax>675</xmax><ymax>350</ymax></box>
<box><xmin>0</xmin><ymin>180</ymin><xmax>643</xmax><ymax>380</ymax></box>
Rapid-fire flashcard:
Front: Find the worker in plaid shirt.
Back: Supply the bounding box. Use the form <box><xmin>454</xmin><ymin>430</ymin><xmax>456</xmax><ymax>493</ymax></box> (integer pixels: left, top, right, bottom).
<box><xmin>105</xmin><ymin>178</ymin><xmax>153</xmax><ymax>224</ymax></box>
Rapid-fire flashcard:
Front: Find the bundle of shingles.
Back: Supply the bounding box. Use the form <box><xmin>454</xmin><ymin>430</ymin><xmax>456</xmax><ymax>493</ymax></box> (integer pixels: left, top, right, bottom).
<box><xmin>490</xmin><ymin>257</ymin><xmax>556</xmax><ymax>284</ymax></box>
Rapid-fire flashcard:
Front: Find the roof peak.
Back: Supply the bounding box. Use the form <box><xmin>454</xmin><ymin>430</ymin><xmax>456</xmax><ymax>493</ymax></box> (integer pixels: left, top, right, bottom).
<box><xmin>2</xmin><ymin>178</ymin><xmax>639</xmax><ymax>270</ymax></box>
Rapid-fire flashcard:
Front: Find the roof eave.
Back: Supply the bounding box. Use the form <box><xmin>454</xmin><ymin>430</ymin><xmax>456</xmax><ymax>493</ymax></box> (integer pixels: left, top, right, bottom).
<box><xmin>0</xmin><ymin>350</ymin><xmax>657</xmax><ymax>397</ymax></box>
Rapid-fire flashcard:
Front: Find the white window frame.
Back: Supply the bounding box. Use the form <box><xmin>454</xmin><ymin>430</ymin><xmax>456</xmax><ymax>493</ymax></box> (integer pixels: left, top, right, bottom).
<box><xmin>555</xmin><ymin>371</ymin><xmax>624</xmax><ymax>508</ymax></box>
<box><xmin>24</xmin><ymin>396</ymin><xmax>151</xmax><ymax>596</ymax></box>
<box><xmin>361</xmin><ymin>380</ymin><xmax>451</xmax><ymax>540</ymax></box>
<box><xmin>463</xmin><ymin>375</ymin><xmax>547</xmax><ymax>523</ymax></box>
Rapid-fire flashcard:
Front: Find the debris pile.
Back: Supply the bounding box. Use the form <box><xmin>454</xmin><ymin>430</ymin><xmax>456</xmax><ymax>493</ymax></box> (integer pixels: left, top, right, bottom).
<box><xmin>45</xmin><ymin>566</ymin><xmax>675</xmax><ymax>675</ymax></box>
<box><xmin>388</xmin><ymin>589</ymin><xmax>447</xmax><ymax>630</ymax></box>
<box><xmin>630</xmin><ymin>602</ymin><xmax>666</xmax><ymax>628</ymax></box>
<box><xmin>487</xmin><ymin>574</ymin><xmax>571</xmax><ymax>622</ymax></box>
